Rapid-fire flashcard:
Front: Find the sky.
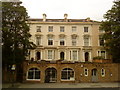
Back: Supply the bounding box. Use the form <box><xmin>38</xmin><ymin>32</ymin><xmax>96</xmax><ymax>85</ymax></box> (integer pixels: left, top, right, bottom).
<box><xmin>21</xmin><ymin>0</ymin><xmax>115</xmax><ymax>21</ymax></box>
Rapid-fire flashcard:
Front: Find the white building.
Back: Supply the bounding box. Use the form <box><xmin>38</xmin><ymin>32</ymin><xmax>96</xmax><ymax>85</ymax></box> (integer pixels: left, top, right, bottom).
<box><xmin>27</xmin><ymin>14</ymin><xmax>108</xmax><ymax>62</ymax></box>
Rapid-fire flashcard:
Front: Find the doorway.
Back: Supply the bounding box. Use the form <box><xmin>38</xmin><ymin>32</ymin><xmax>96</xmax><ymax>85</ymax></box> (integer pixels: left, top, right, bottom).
<box><xmin>45</xmin><ymin>68</ymin><xmax>57</xmax><ymax>83</ymax></box>
<box><xmin>91</xmin><ymin>69</ymin><xmax>98</xmax><ymax>82</ymax></box>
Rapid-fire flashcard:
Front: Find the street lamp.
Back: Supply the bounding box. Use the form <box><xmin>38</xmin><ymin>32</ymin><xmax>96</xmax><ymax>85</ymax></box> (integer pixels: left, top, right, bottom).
<box><xmin>11</xmin><ymin>64</ymin><xmax>16</xmax><ymax>87</ymax></box>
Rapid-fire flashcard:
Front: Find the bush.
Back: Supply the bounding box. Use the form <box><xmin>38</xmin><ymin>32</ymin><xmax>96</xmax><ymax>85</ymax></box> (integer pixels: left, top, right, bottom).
<box><xmin>93</xmin><ymin>56</ymin><xmax>104</xmax><ymax>60</ymax></box>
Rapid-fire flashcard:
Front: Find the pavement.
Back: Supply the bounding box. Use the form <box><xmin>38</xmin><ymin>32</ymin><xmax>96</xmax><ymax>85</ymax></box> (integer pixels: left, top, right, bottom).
<box><xmin>2</xmin><ymin>82</ymin><xmax>120</xmax><ymax>88</ymax></box>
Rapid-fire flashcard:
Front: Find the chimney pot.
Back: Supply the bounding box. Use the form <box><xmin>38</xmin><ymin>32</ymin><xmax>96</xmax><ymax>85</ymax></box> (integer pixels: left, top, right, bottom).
<box><xmin>64</xmin><ymin>13</ymin><xmax>68</xmax><ymax>22</ymax></box>
<box><xmin>86</xmin><ymin>17</ymin><xmax>90</xmax><ymax>21</ymax></box>
<box><xmin>43</xmin><ymin>13</ymin><xmax>47</xmax><ymax>22</ymax></box>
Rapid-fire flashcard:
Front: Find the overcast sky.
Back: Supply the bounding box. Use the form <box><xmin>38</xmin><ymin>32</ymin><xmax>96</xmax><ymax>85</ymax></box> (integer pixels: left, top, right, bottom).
<box><xmin>21</xmin><ymin>0</ymin><xmax>115</xmax><ymax>21</ymax></box>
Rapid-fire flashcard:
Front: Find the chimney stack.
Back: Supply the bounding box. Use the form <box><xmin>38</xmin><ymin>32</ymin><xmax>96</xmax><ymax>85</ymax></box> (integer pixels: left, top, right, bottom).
<box><xmin>64</xmin><ymin>13</ymin><xmax>68</xmax><ymax>22</ymax></box>
<box><xmin>43</xmin><ymin>13</ymin><xmax>47</xmax><ymax>22</ymax></box>
<box><xmin>86</xmin><ymin>17</ymin><xmax>90</xmax><ymax>22</ymax></box>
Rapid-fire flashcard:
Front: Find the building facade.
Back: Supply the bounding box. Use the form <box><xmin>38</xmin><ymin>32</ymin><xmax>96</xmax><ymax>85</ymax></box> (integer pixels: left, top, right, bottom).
<box><xmin>23</xmin><ymin>14</ymin><xmax>119</xmax><ymax>83</ymax></box>
<box><xmin>27</xmin><ymin>14</ymin><xmax>109</xmax><ymax>62</ymax></box>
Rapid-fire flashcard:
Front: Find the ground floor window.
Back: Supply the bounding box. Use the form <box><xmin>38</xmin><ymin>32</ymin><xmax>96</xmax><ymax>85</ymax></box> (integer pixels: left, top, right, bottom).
<box><xmin>84</xmin><ymin>68</ymin><xmax>88</xmax><ymax>76</ymax></box>
<box><xmin>101</xmin><ymin>68</ymin><xmax>105</xmax><ymax>77</ymax></box>
<box><xmin>27</xmin><ymin>68</ymin><xmax>40</xmax><ymax>80</ymax></box>
<box><xmin>61</xmin><ymin>68</ymin><xmax>74</xmax><ymax>80</ymax></box>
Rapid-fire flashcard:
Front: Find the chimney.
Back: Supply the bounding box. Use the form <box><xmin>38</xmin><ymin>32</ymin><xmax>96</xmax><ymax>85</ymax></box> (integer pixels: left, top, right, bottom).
<box><xmin>43</xmin><ymin>13</ymin><xmax>47</xmax><ymax>22</ymax></box>
<box><xmin>64</xmin><ymin>13</ymin><xmax>68</xmax><ymax>22</ymax></box>
<box><xmin>86</xmin><ymin>17</ymin><xmax>90</xmax><ymax>22</ymax></box>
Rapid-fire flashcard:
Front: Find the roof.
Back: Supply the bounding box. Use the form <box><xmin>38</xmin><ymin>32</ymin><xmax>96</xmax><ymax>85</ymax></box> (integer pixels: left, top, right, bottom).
<box><xmin>28</xmin><ymin>18</ymin><xmax>100</xmax><ymax>23</ymax></box>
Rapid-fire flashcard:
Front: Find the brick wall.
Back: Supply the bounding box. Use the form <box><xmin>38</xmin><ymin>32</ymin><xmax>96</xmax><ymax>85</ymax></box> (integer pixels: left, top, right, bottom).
<box><xmin>23</xmin><ymin>61</ymin><xmax>120</xmax><ymax>83</ymax></box>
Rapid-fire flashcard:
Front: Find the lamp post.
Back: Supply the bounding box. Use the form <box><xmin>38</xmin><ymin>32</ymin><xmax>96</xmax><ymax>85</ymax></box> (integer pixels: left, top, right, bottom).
<box><xmin>11</xmin><ymin>64</ymin><xmax>16</xmax><ymax>87</ymax></box>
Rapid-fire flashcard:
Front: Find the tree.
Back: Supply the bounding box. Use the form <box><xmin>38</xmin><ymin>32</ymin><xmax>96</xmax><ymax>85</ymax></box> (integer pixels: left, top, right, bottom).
<box><xmin>100</xmin><ymin>1</ymin><xmax>120</xmax><ymax>63</ymax></box>
<box><xmin>2</xmin><ymin>2</ymin><xmax>35</xmax><ymax>69</ymax></box>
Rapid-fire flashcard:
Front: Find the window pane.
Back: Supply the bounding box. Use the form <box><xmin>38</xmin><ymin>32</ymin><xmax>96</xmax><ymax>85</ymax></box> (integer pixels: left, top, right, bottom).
<box><xmin>35</xmin><ymin>71</ymin><xmax>40</xmax><ymax>79</ymax></box>
<box><xmin>61</xmin><ymin>71</ymin><xmax>67</xmax><ymax>79</ymax></box>
<box><xmin>72</xmin><ymin>36</ymin><xmax>77</xmax><ymax>46</ymax></box>
<box><xmin>28</xmin><ymin>71</ymin><xmax>34</xmax><ymax>79</ymax></box>
<box><xmin>48</xmin><ymin>50</ymin><xmax>52</xmax><ymax>59</ymax></box>
<box><xmin>101</xmin><ymin>69</ymin><xmax>105</xmax><ymax>76</ymax></box>
<box><xmin>72</xmin><ymin>26</ymin><xmax>76</xmax><ymax>32</ymax></box>
<box><xmin>36</xmin><ymin>36</ymin><xmax>41</xmax><ymax>46</ymax></box>
<box><xmin>73</xmin><ymin>50</ymin><xmax>77</xmax><ymax>60</ymax></box>
<box><xmin>84</xmin><ymin>69</ymin><xmax>88</xmax><ymax>76</ymax></box>
<box><xmin>61</xmin><ymin>68</ymin><xmax>74</xmax><ymax>80</ymax></box>
<box><xmin>101</xmin><ymin>51</ymin><xmax>105</xmax><ymax>59</ymax></box>
<box><xmin>99</xmin><ymin>35</ymin><xmax>104</xmax><ymax>46</ymax></box>
<box><xmin>84</xmin><ymin>36</ymin><xmax>89</xmax><ymax>46</ymax></box>
<box><xmin>28</xmin><ymin>68</ymin><xmax>41</xmax><ymax>80</ymax></box>
<box><xmin>36</xmin><ymin>26</ymin><xmax>41</xmax><ymax>32</ymax></box>
<box><xmin>60</xmin><ymin>26</ymin><xmax>64</xmax><ymax>32</ymax></box>
<box><xmin>48</xmin><ymin>37</ymin><xmax>53</xmax><ymax>45</ymax></box>
<box><xmin>84</xmin><ymin>27</ymin><xmax>88</xmax><ymax>32</ymax></box>
<box><xmin>60</xmin><ymin>38</ymin><xmax>64</xmax><ymax>45</ymax></box>
<box><xmin>48</xmin><ymin>26</ymin><xmax>53</xmax><ymax>32</ymax></box>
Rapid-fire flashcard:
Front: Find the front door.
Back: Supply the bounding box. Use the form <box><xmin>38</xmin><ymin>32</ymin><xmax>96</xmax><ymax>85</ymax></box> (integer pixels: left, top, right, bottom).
<box><xmin>91</xmin><ymin>69</ymin><xmax>98</xmax><ymax>82</ymax></box>
<box><xmin>45</xmin><ymin>68</ymin><xmax>57</xmax><ymax>83</ymax></box>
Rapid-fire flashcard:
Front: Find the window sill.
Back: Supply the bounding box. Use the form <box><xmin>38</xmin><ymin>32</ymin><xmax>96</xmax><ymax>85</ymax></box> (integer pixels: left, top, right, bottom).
<box><xmin>27</xmin><ymin>79</ymin><xmax>40</xmax><ymax>81</ymax></box>
<box><xmin>61</xmin><ymin>79</ymin><xmax>75</xmax><ymax>81</ymax></box>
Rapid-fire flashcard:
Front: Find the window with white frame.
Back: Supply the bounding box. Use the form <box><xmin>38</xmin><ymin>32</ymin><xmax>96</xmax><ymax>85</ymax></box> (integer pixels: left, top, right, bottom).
<box><xmin>36</xmin><ymin>36</ymin><xmax>41</xmax><ymax>46</ymax></box>
<box><xmin>48</xmin><ymin>50</ymin><xmax>53</xmax><ymax>59</ymax></box>
<box><xmin>84</xmin><ymin>35</ymin><xmax>89</xmax><ymax>46</ymax></box>
<box><xmin>84</xmin><ymin>27</ymin><xmax>88</xmax><ymax>32</ymax></box>
<box><xmin>27</xmin><ymin>68</ymin><xmax>40</xmax><ymax>80</ymax></box>
<box><xmin>101</xmin><ymin>68</ymin><xmax>105</xmax><ymax>77</ymax></box>
<box><xmin>60</xmin><ymin>26</ymin><xmax>64</xmax><ymax>32</ymax></box>
<box><xmin>61</xmin><ymin>68</ymin><xmax>74</xmax><ymax>80</ymax></box>
<box><xmin>36</xmin><ymin>26</ymin><xmax>41</xmax><ymax>32</ymax></box>
<box><xmin>84</xmin><ymin>68</ymin><xmax>88</xmax><ymax>76</ymax></box>
<box><xmin>72</xmin><ymin>36</ymin><xmax>77</xmax><ymax>46</ymax></box>
<box><xmin>72</xmin><ymin>50</ymin><xmax>77</xmax><ymax>60</ymax></box>
<box><xmin>48</xmin><ymin>26</ymin><xmax>53</xmax><ymax>32</ymax></box>
<box><xmin>60</xmin><ymin>37</ymin><xmax>65</xmax><ymax>45</ymax></box>
<box><xmin>48</xmin><ymin>36</ymin><xmax>53</xmax><ymax>45</ymax></box>
<box><xmin>72</xmin><ymin>26</ymin><xmax>77</xmax><ymax>32</ymax></box>
<box><xmin>98</xmin><ymin>51</ymin><xmax>106</xmax><ymax>59</ymax></box>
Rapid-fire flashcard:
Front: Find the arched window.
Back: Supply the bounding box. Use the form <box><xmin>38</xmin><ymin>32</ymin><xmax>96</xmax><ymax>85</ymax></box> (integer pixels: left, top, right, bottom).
<box><xmin>61</xmin><ymin>68</ymin><xmax>74</xmax><ymax>80</ymax></box>
<box><xmin>36</xmin><ymin>52</ymin><xmax>41</xmax><ymax>60</ymax></box>
<box><xmin>27</xmin><ymin>68</ymin><xmax>40</xmax><ymax>80</ymax></box>
<box><xmin>60</xmin><ymin>52</ymin><xmax>64</xmax><ymax>60</ymax></box>
<box><xmin>85</xmin><ymin>52</ymin><xmax>89</xmax><ymax>62</ymax></box>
